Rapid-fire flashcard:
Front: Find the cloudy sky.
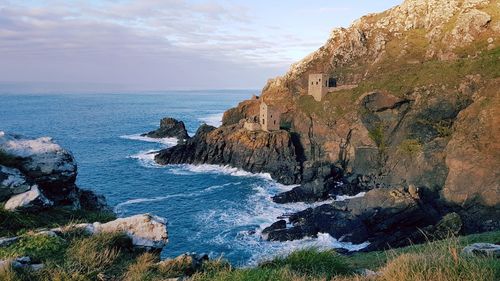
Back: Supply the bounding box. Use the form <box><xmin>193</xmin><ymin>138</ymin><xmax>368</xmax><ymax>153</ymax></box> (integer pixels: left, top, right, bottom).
<box><xmin>0</xmin><ymin>0</ymin><xmax>401</xmax><ymax>90</ymax></box>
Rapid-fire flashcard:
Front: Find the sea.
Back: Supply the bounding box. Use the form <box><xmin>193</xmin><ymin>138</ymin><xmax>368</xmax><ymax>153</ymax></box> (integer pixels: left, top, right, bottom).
<box><xmin>0</xmin><ymin>90</ymin><xmax>368</xmax><ymax>266</ymax></box>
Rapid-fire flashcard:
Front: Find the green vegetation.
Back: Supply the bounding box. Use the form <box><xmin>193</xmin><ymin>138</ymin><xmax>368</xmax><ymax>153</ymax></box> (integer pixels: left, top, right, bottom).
<box><xmin>0</xmin><ymin>207</ymin><xmax>116</xmax><ymax>237</ymax></box>
<box><xmin>297</xmin><ymin>47</ymin><xmax>500</xmax><ymax>127</ymax></box>
<box><xmin>260</xmin><ymin>249</ymin><xmax>352</xmax><ymax>278</ymax></box>
<box><xmin>398</xmin><ymin>139</ymin><xmax>422</xmax><ymax>158</ymax></box>
<box><xmin>0</xmin><ymin>209</ymin><xmax>498</xmax><ymax>281</ymax></box>
<box><xmin>368</xmin><ymin>125</ymin><xmax>387</xmax><ymax>153</ymax></box>
<box><xmin>0</xmin><ymin>234</ymin><xmax>66</xmax><ymax>262</ymax></box>
<box><xmin>189</xmin><ymin>232</ymin><xmax>499</xmax><ymax>281</ymax></box>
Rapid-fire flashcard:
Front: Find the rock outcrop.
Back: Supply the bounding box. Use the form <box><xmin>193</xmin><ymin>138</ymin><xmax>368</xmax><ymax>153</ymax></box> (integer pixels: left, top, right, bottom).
<box><xmin>53</xmin><ymin>214</ymin><xmax>168</xmax><ymax>250</ymax></box>
<box><xmin>461</xmin><ymin>243</ymin><xmax>500</xmax><ymax>258</ymax></box>
<box><xmin>155</xmin><ymin>124</ymin><xmax>301</xmax><ymax>184</ymax></box>
<box><xmin>265</xmin><ymin>187</ymin><xmax>442</xmax><ymax>250</ymax></box>
<box><xmin>0</xmin><ymin>131</ymin><xmax>108</xmax><ymax>211</ymax></box>
<box><xmin>142</xmin><ymin>117</ymin><xmax>189</xmax><ymax>140</ymax></box>
<box><xmin>0</xmin><ymin>165</ymin><xmax>33</xmax><ymax>201</ymax></box>
<box><xmin>214</xmin><ymin>0</ymin><xmax>499</xmax><ymax>248</ymax></box>
<box><xmin>4</xmin><ymin>185</ymin><xmax>53</xmax><ymax>211</ymax></box>
<box><xmin>1</xmin><ymin>214</ymin><xmax>169</xmax><ymax>252</ymax></box>
<box><xmin>150</xmin><ymin>0</ymin><xmax>499</xmax><ymax>250</ymax></box>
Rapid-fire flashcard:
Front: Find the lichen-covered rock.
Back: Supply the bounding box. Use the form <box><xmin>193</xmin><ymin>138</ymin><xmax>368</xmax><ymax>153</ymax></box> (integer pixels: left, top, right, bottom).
<box><xmin>0</xmin><ymin>165</ymin><xmax>33</xmax><ymax>201</ymax></box>
<box><xmin>4</xmin><ymin>185</ymin><xmax>53</xmax><ymax>211</ymax></box>
<box><xmin>0</xmin><ymin>131</ymin><xmax>77</xmax><ymax>202</ymax></box>
<box><xmin>142</xmin><ymin>117</ymin><xmax>189</xmax><ymax>140</ymax></box>
<box><xmin>462</xmin><ymin>243</ymin><xmax>500</xmax><ymax>258</ymax></box>
<box><xmin>82</xmin><ymin>214</ymin><xmax>168</xmax><ymax>250</ymax></box>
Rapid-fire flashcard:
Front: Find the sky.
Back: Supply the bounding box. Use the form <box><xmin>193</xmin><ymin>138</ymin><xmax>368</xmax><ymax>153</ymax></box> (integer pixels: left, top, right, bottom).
<box><xmin>0</xmin><ymin>0</ymin><xmax>401</xmax><ymax>91</ymax></box>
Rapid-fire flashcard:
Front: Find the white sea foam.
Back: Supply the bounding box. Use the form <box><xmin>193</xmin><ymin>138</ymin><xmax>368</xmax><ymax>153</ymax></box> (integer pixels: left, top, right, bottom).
<box><xmin>168</xmin><ymin>164</ymin><xmax>273</xmax><ymax>180</ymax></box>
<box><xmin>128</xmin><ymin>149</ymin><xmax>162</xmax><ymax>168</ymax></box>
<box><xmin>198</xmin><ymin>179</ymin><xmax>370</xmax><ymax>266</ymax></box>
<box><xmin>243</xmin><ymin>233</ymin><xmax>370</xmax><ymax>266</ymax></box>
<box><xmin>335</xmin><ymin>192</ymin><xmax>366</xmax><ymax>201</ymax></box>
<box><xmin>120</xmin><ymin>134</ymin><xmax>178</xmax><ymax>147</ymax></box>
<box><xmin>198</xmin><ymin>113</ymin><xmax>223</xmax><ymax>127</ymax></box>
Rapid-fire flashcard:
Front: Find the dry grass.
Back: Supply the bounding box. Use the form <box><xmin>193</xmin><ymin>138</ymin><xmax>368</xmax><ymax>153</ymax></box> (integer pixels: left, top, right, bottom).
<box><xmin>123</xmin><ymin>252</ymin><xmax>157</xmax><ymax>281</ymax></box>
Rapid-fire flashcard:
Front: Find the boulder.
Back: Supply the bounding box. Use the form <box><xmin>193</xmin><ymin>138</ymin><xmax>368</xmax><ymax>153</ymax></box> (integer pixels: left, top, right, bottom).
<box><xmin>0</xmin><ymin>237</ymin><xmax>19</xmax><ymax>247</ymax></box>
<box><xmin>261</xmin><ymin>220</ymin><xmax>287</xmax><ymax>240</ymax></box>
<box><xmin>0</xmin><ymin>256</ymin><xmax>43</xmax><ymax>271</ymax></box>
<box><xmin>0</xmin><ymin>165</ymin><xmax>33</xmax><ymax>201</ymax></box>
<box><xmin>4</xmin><ymin>185</ymin><xmax>53</xmax><ymax>211</ymax></box>
<box><xmin>0</xmin><ymin>131</ymin><xmax>77</xmax><ymax>202</ymax></box>
<box><xmin>461</xmin><ymin>243</ymin><xmax>500</xmax><ymax>258</ymax></box>
<box><xmin>142</xmin><ymin>117</ymin><xmax>189</xmax><ymax>140</ymax></box>
<box><xmin>63</xmin><ymin>214</ymin><xmax>168</xmax><ymax>250</ymax></box>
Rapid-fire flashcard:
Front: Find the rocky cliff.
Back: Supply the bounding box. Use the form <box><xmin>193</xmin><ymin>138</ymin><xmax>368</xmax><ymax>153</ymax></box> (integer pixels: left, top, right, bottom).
<box><xmin>155</xmin><ymin>123</ymin><xmax>301</xmax><ymax>184</ymax></box>
<box><xmin>156</xmin><ymin>0</ymin><xmax>499</xmax><ymax>250</ymax></box>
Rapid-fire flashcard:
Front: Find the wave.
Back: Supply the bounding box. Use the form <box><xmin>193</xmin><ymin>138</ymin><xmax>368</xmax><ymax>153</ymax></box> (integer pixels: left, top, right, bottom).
<box><xmin>198</xmin><ymin>112</ymin><xmax>223</xmax><ymax>127</ymax></box>
<box><xmin>243</xmin><ymin>233</ymin><xmax>370</xmax><ymax>266</ymax></box>
<box><xmin>167</xmin><ymin>164</ymin><xmax>273</xmax><ymax>180</ymax></box>
<box><xmin>120</xmin><ymin>133</ymin><xmax>178</xmax><ymax>147</ymax></box>
<box><xmin>335</xmin><ymin>192</ymin><xmax>366</xmax><ymax>201</ymax></box>
<box><xmin>114</xmin><ymin>182</ymin><xmax>240</xmax><ymax>214</ymax></box>
<box><xmin>128</xmin><ymin>149</ymin><xmax>162</xmax><ymax>168</ymax></box>
<box><xmin>198</xmin><ymin>180</ymin><xmax>370</xmax><ymax>266</ymax></box>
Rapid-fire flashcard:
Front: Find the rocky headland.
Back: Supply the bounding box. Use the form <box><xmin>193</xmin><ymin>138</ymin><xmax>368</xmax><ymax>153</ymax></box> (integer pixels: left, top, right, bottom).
<box><xmin>154</xmin><ymin>0</ymin><xmax>500</xmax><ymax>251</ymax></box>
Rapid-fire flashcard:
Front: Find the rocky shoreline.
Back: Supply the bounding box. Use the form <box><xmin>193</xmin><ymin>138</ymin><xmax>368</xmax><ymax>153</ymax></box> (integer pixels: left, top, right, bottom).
<box><xmin>150</xmin><ymin>0</ymin><xmax>500</xmax><ymax>253</ymax></box>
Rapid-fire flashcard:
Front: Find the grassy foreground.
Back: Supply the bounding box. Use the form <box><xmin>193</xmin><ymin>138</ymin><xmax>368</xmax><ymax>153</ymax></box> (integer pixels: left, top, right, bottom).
<box><xmin>0</xmin><ymin>229</ymin><xmax>497</xmax><ymax>281</ymax></box>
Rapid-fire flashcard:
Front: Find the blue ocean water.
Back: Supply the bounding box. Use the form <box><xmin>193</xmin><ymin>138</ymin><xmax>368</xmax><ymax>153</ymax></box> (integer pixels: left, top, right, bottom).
<box><xmin>0</xmin><ymin>90</ymin><xmax>364</xmax><ymax>266</ymax></box>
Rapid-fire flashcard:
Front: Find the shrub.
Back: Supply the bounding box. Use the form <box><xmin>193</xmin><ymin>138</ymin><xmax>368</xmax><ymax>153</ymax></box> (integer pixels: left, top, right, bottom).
<box><xmin>368</xmin><ymin>125</ymin><xmax>386</xmax><ymax>152</ymax></box>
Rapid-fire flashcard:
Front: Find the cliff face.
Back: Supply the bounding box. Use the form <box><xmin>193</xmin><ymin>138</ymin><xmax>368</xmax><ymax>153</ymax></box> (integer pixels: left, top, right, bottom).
<box><xmin>154</xmin><ymin>0</ymin><xmax>499</xmax><ymax>249</ymax></box>
<box><xmin>222</xmin><ymin>0</ymin><xmax>500</xmax><ymax>208</ymax></box>
<box><xmin>155</xmin><ymin>124</ymin><xmax>301</xmax><ymax>184</ymax></box>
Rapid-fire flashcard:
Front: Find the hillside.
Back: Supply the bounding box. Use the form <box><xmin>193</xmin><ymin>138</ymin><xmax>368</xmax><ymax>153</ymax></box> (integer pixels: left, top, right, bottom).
<box><xmin>157</xmin><ymin>0</ymin><xmax>499</xmax><ymax>249</ymax></box>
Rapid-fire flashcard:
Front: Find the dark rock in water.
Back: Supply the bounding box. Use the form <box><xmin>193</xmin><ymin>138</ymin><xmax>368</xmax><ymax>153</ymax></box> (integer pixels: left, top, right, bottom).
<box><xmin>272</xmin><ymin>162</ymin><xmax>366</xmax><ymax>203</ymax></box>
<box><xmin>264</xmin><ymin>187</ymin><xmax>441</xmax><ymax>250</ymax></box>
<box><xmin>155</xmin><ymin>123</ymin><xmax>301</xmax><ymax>184</ymax></box>
<box><xmin>142</xmin><ymin>117</ymin><xmax>189</xmax><ymax>140</ymax></box>
<box><xmin>267</xmin><ymin>204</ymin><xmax>368</xmax><ymax>244</ymax></box>
<box><xmin>262</xmin><ymin>220</ymin><xmax>286</xmax><ymax>237</ymax></box>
